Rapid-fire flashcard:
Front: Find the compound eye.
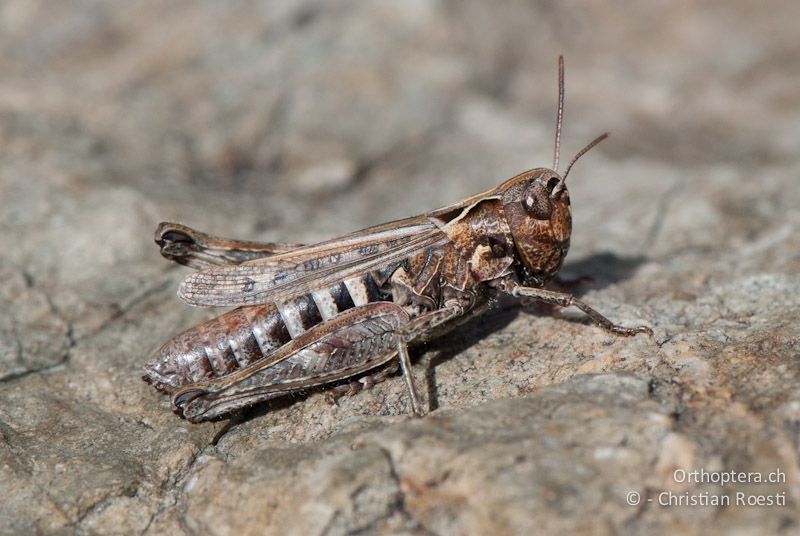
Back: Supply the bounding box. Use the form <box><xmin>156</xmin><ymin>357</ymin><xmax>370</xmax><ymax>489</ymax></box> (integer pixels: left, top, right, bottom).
<box><xmin>523</xmin><ymin>183</ymin><xmax>553</xmax><ymax>220</ymax></box>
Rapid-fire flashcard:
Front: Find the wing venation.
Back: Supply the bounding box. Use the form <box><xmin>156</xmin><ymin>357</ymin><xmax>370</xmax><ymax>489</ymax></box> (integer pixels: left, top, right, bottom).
<box><xmin>178</xmin><ymin>217</ymin><xmax>448</xmax><ymax>306</ymax></box>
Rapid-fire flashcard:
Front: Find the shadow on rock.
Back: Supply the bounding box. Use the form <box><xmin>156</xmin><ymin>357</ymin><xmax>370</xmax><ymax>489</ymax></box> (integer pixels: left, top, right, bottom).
<box><xmin>421</xmin><ymin>300</ymin><xmax>519</xmax><ymax>411</ymax></box>
<box><xmin>558</xmin><ymin>252</ymin><xmax>647</xmax><ymax>297</ymax></box>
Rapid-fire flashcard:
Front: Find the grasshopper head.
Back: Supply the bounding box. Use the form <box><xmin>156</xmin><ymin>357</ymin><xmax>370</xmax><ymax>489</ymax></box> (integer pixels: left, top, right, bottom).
<box><xmin>496</xmin><ymin>56</ymin><xmax>609</xmax><ymax>286</ymax></box>
<box><xmin>499</xmin><ymin>169</ymin><xmax>572</xmax><ymax>286</ymax></box>
<box><xmin>495</xmin><ymin>56</ymin><xmax>610</xmax><ymax>286</ymax></box>
<box><xmin>499</xmin><ymin>125</ymin><xmax>608</xmax><ymax>287</ymax></box>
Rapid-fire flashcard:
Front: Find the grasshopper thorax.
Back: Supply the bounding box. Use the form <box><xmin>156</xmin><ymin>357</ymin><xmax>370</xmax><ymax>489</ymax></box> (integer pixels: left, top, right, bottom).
<box><xmin>499</xmin><ymin>169</ymin><xmax>571</xmax><ymax>287</ymax></box>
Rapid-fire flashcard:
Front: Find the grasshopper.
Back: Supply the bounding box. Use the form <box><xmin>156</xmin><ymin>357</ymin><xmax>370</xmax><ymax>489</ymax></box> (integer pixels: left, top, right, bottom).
<box><xmin>143</xmin><ymin>57</ymin><xmax>652</xmax><ymax>422</ymax></box>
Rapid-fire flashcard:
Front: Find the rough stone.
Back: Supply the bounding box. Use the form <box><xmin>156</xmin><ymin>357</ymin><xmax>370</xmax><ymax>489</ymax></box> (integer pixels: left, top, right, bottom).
<box><xmin>0</xmin><ymin>1</ymin><xmax>798</xmax><ymax>535</ymax></box>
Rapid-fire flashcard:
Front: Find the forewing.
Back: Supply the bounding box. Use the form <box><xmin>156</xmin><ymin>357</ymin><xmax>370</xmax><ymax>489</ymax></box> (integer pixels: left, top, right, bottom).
<box><xmin>178</xmin><ymin>216</ymin><xmax>448</xmax><ymax>306</ymax></box>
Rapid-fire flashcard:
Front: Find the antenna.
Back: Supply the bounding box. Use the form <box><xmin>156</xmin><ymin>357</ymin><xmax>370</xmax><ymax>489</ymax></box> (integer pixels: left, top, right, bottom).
<box><xmin>562</xmin><ymin>132</ymin><xmax>609</xmax><ymax>182</ymax></box>
<box><xmin>552</xmin><ymin>55</ymin><xmax>565</xmax><ymax>173</ymax></box>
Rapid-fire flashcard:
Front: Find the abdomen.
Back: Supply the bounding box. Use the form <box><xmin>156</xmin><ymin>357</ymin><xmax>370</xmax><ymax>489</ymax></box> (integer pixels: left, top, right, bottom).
<box><xmin>143</xmin><ymin>275</ymin><xmax>387</xmax><ymax>392</ymax></box>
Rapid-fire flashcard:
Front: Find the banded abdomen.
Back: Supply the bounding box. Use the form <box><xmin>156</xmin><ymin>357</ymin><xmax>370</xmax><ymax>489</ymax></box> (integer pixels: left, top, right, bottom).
<box><xmin>143</xmin><ymin>274</ymin><xmax>387</xmax><ymax>392</ymax></box>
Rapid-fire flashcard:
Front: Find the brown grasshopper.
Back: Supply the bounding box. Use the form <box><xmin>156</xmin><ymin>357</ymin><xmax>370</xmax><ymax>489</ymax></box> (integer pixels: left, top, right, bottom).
<box><xmin>144</xmin><ymin>57</ymin><xmax>652</xmax><ymax>422</ymax></box>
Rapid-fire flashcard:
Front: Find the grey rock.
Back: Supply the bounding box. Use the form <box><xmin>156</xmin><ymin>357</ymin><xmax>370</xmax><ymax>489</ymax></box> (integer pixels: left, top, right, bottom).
<box><xmin>0</xmin><ymin>1</ymin><xmax>798</xmax><ymax>534</ymax></box>
<box><xmin>0</xmin><ymin>263</ymin><xmax>70</xmax><ymax>381</ymax></box>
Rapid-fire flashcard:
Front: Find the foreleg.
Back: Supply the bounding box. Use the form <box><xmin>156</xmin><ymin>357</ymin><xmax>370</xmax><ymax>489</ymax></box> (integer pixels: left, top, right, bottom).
<box><xmin>509</xmin><ymin>285</ymin><xmax>652</xmax><ymax>337</ymax></box>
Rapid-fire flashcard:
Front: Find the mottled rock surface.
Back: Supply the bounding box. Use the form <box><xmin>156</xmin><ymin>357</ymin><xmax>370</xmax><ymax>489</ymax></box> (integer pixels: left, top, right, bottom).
<box><xmin>1</xmin><ymin>1</ymin><xmax>798</xmax><ymax>534</ymax></box>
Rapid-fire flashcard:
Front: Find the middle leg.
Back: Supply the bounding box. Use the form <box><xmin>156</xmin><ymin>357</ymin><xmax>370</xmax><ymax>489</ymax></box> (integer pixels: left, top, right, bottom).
<box><xmin>395</xmin><ymin>301</ymin><xmax>467</xmax><ymax>416</ymax></box>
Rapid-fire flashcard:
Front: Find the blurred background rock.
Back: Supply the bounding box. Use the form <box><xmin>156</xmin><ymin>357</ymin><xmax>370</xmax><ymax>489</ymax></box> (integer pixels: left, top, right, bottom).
<box><xmin>0</xmin><ymin>1</ymin><xmax>798</xmax><ymax>534</ymax></box>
